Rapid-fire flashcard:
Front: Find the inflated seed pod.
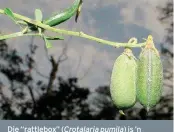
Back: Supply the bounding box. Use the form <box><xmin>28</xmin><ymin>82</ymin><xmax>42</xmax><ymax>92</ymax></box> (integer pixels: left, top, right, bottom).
<box><xmin>137</xmin><ymin>35</ymin><xmax>163</xmax><ymax>111</ymax></box>
<box><xmin>110</xmin><ymin>47</ymin><xmax>137</xmax><ymax>111</ymax></box>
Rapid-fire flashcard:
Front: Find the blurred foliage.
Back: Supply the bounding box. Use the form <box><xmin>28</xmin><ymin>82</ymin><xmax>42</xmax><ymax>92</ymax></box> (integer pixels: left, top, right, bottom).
<box><xmin>0</xmin><ymin>1</ymin><xmax>173</xmax><ymax>120</ymax></box>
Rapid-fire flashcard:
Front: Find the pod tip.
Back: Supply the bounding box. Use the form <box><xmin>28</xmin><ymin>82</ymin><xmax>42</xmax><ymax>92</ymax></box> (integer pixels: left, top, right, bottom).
<box><xmin>119</xmin><ymin>110</ymin><xmax>125</xmax><ymax>115</ymax></box>
<box><xmin>147</xmin><ymin>35</ymin><xmax>153</xmax><ymax>39</ymax></box>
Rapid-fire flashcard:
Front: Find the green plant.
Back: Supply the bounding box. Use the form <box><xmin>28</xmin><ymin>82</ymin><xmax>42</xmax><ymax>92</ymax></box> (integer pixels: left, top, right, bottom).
<box><xmin>0</xmin><ymin>2</ymin><xmax>146</xmax><ymax>48</ymax></box>
<box><xmin>0</xmin><ymin>1</ymin><xmax>163</xmax><ymax>114</ymax></box>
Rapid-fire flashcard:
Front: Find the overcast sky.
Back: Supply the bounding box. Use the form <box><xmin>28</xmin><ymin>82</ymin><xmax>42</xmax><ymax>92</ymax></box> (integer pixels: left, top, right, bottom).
<box><xmin>0</xmin><ymin>0</ymin><xmax>169</xmax><ymax>89</ymax></box>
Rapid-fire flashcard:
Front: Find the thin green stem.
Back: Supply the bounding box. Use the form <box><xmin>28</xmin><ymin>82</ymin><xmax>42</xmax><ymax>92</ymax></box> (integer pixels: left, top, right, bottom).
<box><xmin>0</xmin><ymin>9</ymin><xmax>146</xmax><ymax>48</ymax></box>
<box><xmin>0</xmin><ymin>32</ymin><xmax>41</xmax><ymax>40</ymax></box>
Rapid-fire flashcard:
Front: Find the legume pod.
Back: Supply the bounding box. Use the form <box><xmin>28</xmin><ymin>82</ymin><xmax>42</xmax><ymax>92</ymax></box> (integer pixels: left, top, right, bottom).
<box><xmin>43</xmin><ymin>0</ymin><xmax>82</xmax><ymax>27</ymax></box>
<box><xmin>110</xmin><ymin>48</ymin><xmax>137</xmax><ymax>111</ymax></box>
<box><xmin>137</xmin><ymin>35</ymin><xmax>163</xmax><ymax>111</ymax></box>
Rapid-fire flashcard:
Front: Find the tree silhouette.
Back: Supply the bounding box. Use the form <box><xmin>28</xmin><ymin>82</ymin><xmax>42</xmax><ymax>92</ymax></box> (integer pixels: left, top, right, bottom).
<box><xmin>0</xmin><ymin>39</ymin><xmax>93</xmax><ymax>119</ymax></box>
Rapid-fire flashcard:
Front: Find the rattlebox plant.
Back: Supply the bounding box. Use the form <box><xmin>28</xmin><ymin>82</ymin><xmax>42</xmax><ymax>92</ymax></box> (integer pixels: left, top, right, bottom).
<box><xmin>0</xmin><ymin>0</ymin><xmax>163</xmax><ymax>115</ymax></box>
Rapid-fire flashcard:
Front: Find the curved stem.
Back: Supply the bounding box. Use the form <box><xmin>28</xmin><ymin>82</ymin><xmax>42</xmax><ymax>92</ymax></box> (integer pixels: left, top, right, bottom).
<box><xmin>0</xmin><ymin>9</ymin><xmax>146</xmax><ymax>48</ymax></box>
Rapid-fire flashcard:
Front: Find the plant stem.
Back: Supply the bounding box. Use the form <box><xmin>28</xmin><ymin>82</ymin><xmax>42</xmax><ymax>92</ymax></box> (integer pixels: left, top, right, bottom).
<box><xmin>0</xmin><ymin>32</ymin><xmax>41</xmax><ymax>40</ymax></box>
<box><xmin>0</xmin><ymin>9</ymin><xmax>146</xmax><ymax>48</ymax></box>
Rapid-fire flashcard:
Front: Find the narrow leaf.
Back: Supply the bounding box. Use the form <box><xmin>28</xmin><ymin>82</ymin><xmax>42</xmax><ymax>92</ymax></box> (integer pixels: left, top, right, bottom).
<box><xmin>35</xmin><ymin>9</ymin><xmax>43</xmax><ymax>21</ymax></box>
<box><xmin>4</xmin><ymin>8</ymin><xmax>16</xmax><ymax>21</ymax></box>
<box><xmin>35</xmin><ymin>9</ymin><xmax>43</xmax><ymax>34</ymax></box>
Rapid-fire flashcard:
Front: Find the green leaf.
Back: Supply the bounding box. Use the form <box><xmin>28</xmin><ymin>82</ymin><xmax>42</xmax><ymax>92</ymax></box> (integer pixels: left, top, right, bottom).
<box><xmin>35</xmin><ymin>9</ymin><xmax>43</xmax><ymax>21</ymax></box>
<box><xmin>35</xmin><ymin>9</ymin><xmax>43</xmax><ymax>34</ymax></box>
<box><xmin>45</xmin><ymin>36</ymin><xmax>64</xmax><ymax>40</ymax></box>
<box><xmin>4</xmin><ymin>8</ymin><xmax>16</xmax><ymax>21</ymax></box>
<box><xmin>43</xmin><ymin>37</ymin><xmax>53</xmax><ymax>49</ymax></box>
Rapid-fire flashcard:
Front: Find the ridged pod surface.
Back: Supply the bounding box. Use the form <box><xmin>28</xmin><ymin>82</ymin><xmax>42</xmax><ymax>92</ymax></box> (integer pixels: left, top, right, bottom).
<box><xmin>137</xmin><ymin>35</ymin><xmax>163</xmax><ymax>111</ymax></box>
<box><xmin>110</xmin><ymin>48</ymin><xmax>137</xmax><ymax>110</ymax></box>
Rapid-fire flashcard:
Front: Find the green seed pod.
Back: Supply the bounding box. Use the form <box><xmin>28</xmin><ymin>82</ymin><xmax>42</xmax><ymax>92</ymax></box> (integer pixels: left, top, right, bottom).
<box><xmin>137</xmin><ymin>35</ymin><xmax>163</xmax><ymax>111</ymax></box>
<box><xmin>110</xmin><ymin>48</ymin><xmax>137</xmax><ymax>111</ymax></box>
<box><xmin>43</xmin><ymin>0</ymin><xmax>82</xmax><ymax>27</ymax></box>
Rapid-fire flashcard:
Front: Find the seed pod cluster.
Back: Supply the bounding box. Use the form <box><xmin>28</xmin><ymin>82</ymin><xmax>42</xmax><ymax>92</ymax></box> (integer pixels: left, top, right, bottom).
<box><xmin>110</xmin><ymin>48</ymin><xmax>137</xmax><ymax>111</ymax></box>
<box><xmin>136</xmin><ymin>35</ymin><xmax>163</xmax><ymax>111</ymax></box>
<box><xmin>110</xmin><ymin>35</ymin><xmax>163</xmax><ymax>112</ymax></box>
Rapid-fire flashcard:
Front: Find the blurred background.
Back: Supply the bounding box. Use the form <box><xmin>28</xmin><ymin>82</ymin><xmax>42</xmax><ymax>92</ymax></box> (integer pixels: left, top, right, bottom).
<box><xmin>0</xmin><ymin>0</ymin><xmax>173</xmax><ymax>120</ymax></box>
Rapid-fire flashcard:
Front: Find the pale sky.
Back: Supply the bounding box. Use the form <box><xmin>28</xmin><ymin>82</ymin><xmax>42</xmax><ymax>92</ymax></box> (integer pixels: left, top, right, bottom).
<box><xmin>0</xmin><ymin>0</ymin><xmax>170</xmax><ymax>90</ymax></box>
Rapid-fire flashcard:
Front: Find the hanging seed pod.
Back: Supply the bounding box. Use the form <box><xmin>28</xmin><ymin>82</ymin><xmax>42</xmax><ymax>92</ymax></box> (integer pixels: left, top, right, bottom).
<box><xmin>110</xmin><ymin>38</ymin><xmax>137</xmax><ymax>113</ymax></box>
<box><xmin>137</xmin><ymin>35</ymin><xmax>163</xmax><ymax>111</ymax></box>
